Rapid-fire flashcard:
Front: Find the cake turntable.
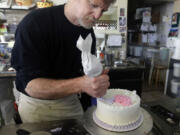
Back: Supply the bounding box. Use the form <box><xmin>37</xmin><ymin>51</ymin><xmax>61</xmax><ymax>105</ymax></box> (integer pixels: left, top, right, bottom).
<box><xmin>83</xmin><ymin>106</ymin><xmax>153</xmax><ymax>135</ymax></box>
<box><xmin>30</xmin><ymin>131</ymin><xmax>51</xmax><ymax>135</ymax></box>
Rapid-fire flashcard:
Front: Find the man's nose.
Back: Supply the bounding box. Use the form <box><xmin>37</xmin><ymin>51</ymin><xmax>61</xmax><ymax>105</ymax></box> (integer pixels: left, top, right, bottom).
<box><xmin>93</xmin><ymin>8</ymin><xmax>103</xmax><ymax>19</ymax></box>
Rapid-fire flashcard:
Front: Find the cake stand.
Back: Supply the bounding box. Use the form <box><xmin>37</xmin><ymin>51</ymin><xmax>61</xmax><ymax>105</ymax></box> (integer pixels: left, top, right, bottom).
<box><xmin>83</xmin><ymin>106</ymin><xmax>153</xmax><ymax>135</ymax></box>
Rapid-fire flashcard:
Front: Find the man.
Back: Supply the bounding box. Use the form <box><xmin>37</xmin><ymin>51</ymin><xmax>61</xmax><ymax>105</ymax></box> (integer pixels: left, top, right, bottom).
<box><xmin>11</xmin><ymin>0</ymin><xmax>115</xmax><ymax>123</ymax></box>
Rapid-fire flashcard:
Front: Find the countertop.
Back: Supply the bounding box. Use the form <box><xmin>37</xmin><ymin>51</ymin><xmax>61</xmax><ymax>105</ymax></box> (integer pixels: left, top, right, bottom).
<box><xmin>0</xmin><ymin>119</ymin><xmax>89</xmax><ymax>135</ymax></box>
<box><xmin>0</xmin><ymin>59</ymin><xmax>144</xmax><ymax>78</ymax></box>
<box><xmin>142</xmin><ymin>96</ymin><xmax>180</xmax><ymax>135</ymax></box>
<box><xmin>0</xmin><ymin>95</ymin><xmax>179</xmax><ymax>135</ymax></box>
<box><xmin>105</xmin><ymin>59</ymin><xmax>145</xmax><ymax>71</ymax></box>
<box><xmin>0</xmin><ymin>71</ymin><xmax>16</xmax><ymax>78</ymax></box>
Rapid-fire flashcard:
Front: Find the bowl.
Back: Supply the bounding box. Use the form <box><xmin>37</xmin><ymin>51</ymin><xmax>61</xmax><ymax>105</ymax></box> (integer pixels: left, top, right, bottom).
<box><xmin>36</xmin><ymin>1</ymin><xmax>53</xmax><ymax>8</ymax></box>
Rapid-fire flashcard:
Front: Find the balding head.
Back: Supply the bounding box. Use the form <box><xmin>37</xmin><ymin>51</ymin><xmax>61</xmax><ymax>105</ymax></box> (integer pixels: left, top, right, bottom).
<box><xmin>65</xmin><ymin>0</ymin><xmax>116</xmax><ymax>29</ymax></box>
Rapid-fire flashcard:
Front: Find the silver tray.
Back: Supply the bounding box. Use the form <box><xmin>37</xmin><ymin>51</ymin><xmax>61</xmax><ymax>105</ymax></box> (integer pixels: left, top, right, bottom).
<box><xmin>83</xmin><ymin>106</ymin><xmax>153</xmax><ymax>135</ymax></box>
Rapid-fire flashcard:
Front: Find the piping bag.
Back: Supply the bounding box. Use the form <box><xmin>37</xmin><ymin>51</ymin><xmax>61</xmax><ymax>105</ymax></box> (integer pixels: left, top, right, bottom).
<box><xmin>77</xmin><ymin>34</ymin><xmax>111</xmax><ymax>102</ymax></box>
<box><xmin>76</xmin><ymin>34</ymin><xmax>103</xmax><ymax>77</ymax></box>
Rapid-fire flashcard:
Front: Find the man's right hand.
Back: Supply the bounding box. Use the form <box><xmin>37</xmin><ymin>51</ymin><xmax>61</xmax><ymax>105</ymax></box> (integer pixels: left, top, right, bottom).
<box><xmin>81</xmin><ymin>69</ymin><xmax>110</xmax><ymax>98</ymax></box>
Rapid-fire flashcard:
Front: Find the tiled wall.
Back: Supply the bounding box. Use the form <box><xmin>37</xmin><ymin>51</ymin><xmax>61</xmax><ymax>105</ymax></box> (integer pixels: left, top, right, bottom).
<box><xmin>173</xmin><ymin>0</ymin><xmax>180</xmax><ymax>13</ymax></box>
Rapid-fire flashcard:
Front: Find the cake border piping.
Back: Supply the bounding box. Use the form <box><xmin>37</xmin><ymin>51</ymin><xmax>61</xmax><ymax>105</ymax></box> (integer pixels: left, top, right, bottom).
<box><xmin>93</xmin><ymin>111</ymin><xmax>144</xmax><ymax>132</ymax></box>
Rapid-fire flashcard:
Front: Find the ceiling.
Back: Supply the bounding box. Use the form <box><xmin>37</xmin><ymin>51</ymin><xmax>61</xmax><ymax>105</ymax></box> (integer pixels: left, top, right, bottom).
<box><xmin>128</xmin><ymin>0</ymin><xmax>175</xmax><ymax>11</ymax></box>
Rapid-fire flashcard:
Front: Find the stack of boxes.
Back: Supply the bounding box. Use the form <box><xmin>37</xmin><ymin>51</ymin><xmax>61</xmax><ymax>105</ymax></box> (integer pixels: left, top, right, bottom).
<box><xmin>137</xmin><ymin>7</ymin><xmax>158</xmax><ymax>46</ymax></box>
<box><xmin>170</xmin><ymin>40</ymin><xmax>180</xmax><ymax>97</ymax></box>
<box><xmin>171</xmin><ymin>49</ymin><xmax>180</xmax><ymax>112</ymax></box>
<box><xmin>129</xmin><ymin>7</ymin><xmax>160</xmax><ymax>58</ymax></box>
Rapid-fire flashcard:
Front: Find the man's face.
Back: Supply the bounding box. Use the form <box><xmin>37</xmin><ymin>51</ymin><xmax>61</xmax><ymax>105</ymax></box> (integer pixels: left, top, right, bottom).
<box><xmin>77</xmin><ymin>0</ymin><xmax>110</xmax><ymax>29</ymax></box>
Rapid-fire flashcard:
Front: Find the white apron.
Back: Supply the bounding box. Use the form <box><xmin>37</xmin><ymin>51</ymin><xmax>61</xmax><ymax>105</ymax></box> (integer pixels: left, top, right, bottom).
<box><xmin>18</xmin><ymin>92</ymin><xmax>84</xmax><ymax>123</ymax></box>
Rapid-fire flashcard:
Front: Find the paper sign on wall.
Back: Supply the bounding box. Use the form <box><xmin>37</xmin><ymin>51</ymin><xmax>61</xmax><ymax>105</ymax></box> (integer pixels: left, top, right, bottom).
<box><xmin>107</xmin><ymin>35</ymin><xmax>122</xmax><ymax>47</ymax></box>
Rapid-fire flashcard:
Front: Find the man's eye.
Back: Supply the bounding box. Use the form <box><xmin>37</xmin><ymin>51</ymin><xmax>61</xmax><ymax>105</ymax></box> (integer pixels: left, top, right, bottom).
<box><xmin>102</xmin><ymin>9</ymin><xmax>107</xmax><ymax>12</ymax></box>
<box><xmin>91</xmin><ymin>4</ymin><xmax>98</xmax><ymax>8</ymax></box>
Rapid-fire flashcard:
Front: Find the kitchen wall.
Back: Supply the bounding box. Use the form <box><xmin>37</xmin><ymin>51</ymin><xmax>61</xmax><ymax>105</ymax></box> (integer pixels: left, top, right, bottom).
<box><xmin>4</xmin><ymin>0</ymin><xmax>180</xmax><ymax>33</ymax></box>
<box><xmin>173</xmin><ymin>0</ymin><xmax>180</xmax><ymax>12</ymax></box>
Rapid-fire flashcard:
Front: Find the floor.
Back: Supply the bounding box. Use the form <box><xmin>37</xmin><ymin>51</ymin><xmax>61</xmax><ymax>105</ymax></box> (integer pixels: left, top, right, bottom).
<box><xmin>140</xmin><ymin>57</ymin><xmax>170</xmax><ymax>103</ymax></box>
<box><xmin>141</xmin><ymin>81</ymin><xmax>166</xmax><ymax>103</ymax></box>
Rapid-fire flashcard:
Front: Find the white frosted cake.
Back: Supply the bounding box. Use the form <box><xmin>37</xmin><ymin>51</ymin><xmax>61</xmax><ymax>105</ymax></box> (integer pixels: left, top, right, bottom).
<box><xmin>93</xmin><ymin>89</ymin><xmax>143</xmax><ymax>132</ymax></box>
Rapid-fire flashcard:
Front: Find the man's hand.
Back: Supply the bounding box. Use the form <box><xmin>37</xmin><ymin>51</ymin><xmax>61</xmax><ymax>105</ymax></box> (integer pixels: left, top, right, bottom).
<box><xmin>81</xmin><ymin>69</ymin><xmax>110</xmax><ymax>97</ymax></box>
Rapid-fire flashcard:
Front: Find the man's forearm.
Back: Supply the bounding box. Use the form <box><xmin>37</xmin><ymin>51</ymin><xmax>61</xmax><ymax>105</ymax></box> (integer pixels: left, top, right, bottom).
<box><xmin>25</xmin><ymin>77</ymin><xmax>83</xmax><ymax>99</ymax></box>
<box><xmin>25</xmin><ymin>70</ymin><xmax>110</xmax><ymax>99</ymax></box>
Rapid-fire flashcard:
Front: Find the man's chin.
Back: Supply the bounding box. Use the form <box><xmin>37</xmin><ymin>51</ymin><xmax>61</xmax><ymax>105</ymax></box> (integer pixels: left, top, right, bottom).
<box><xmin>81</xmin><ymin>23</ymin><xmax>93</xmax><ymax>29</ymax></box>
<box><xmin>83</xmin><ymin>25</ymin><xmax>93</xmax><ymax>29</ymax></box>
<box><xmin>79</xmin><ymin>21</ymin><xmax>94</xmax><ymax>29</ymax></box>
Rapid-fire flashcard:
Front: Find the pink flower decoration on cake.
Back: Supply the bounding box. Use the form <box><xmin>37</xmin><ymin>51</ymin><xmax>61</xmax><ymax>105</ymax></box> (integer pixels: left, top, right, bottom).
<box><xmin>114</xmin><ymin>95</ymin><xmax>132</xmax><ymax>106</ymax></box>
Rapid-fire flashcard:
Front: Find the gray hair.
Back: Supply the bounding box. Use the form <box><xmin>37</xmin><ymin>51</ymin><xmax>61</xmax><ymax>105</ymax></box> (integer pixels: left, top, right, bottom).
<box><xmin>104</xmin><ymin>0</ymin><xmax>116</xmax><ymax>5</ymax></box>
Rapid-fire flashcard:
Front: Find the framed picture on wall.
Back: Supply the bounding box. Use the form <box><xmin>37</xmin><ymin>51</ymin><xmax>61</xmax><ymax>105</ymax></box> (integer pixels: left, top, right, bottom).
<box><xmin>120</xmin><ymin>8</ymin><xmax>125</xmax><ymax>16</ymax></box>
<box><xmin>119</xmin><ymin>27</ymin><xmax>126</xmax><ymax>33</ymax></box>
<box><xmin>172</xmin><ymin>13</ymin><xmax>180</xmax><ymax>27</ymax></box>
<box><xmin>169</xmin><ymin>27</ymin><xmax>178</xmax><ymax>37</ymax></box>
<box><xmin>119</xmin><ymin>17</ymin><xmax>126</xmax><ymax>27</ymax></box>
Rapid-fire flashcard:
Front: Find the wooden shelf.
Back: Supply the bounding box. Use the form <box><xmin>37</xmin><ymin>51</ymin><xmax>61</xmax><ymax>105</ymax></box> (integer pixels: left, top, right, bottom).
<box><xmin>0</xmin><ymin>3</ymin><xmax>36</xmax><ymax>11</ymax></box>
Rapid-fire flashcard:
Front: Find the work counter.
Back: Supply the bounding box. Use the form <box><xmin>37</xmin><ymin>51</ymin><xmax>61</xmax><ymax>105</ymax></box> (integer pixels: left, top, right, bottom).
<box><xmin>109</xmin><ymin>61</ymin><xmax>145</xmax><ymax>97</ymax></box>
<box><xmin>0</xmin><ymin>95</ymin><xmax>179</xmax><ymax>135</ymax></box>
<box><xmin>0</xmin><ymin>71</ymin><xmax>16</xmax><ymax>78</ymax></box>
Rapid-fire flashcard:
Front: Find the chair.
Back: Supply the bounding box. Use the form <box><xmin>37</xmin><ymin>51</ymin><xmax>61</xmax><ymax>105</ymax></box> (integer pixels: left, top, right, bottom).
<box><xmin>149</xmin><ymin>48</ymin><xmax>170</xmax><ymax>87</ymax></box>
<box><xmin>151</xmin><ymin>64</ymin><xmax>168</xmax><ymax>87</ymax></box>
<box><xmin>147</xmin><ymin>49</ymin><xmax>159</xmax><ymax>86</ymax></box>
